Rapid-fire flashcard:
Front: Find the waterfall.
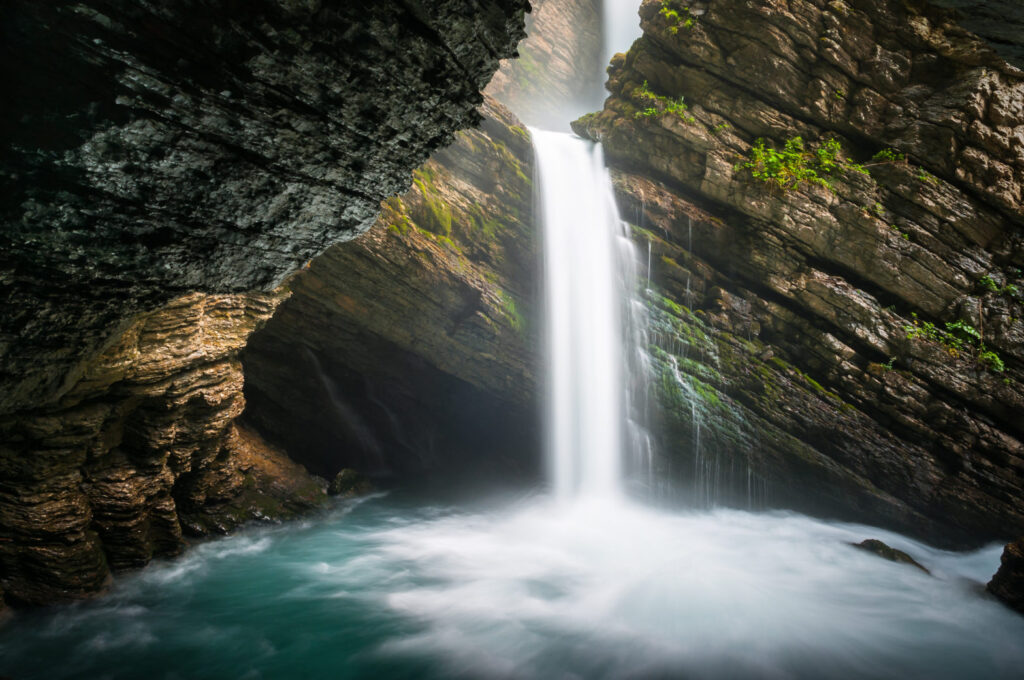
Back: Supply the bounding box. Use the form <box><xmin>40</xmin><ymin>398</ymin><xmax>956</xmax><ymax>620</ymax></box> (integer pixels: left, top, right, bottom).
<box><xmin>532</xmin><ymin>128</ymin><xmax>648</xmax><ymax>501</ymax></box>
<box><xmin>602</xmin><ymin>0</ymin><xmax>646</xmax><ymax>73</ymax></box>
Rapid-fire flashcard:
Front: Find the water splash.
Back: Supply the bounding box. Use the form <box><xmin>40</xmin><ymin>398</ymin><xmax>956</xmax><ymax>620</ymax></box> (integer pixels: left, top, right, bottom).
<box><xmin>4</xmin><ymin>496</ymin><xmax>1022</xmax><ymax>680</ymax></box>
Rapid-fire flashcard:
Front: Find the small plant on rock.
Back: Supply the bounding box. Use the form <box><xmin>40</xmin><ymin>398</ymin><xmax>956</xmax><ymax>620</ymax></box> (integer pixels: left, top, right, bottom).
<box><xmin>660</xmin><ymin>0</ymin><xmax>695</xmax><ymax>33</ymax></box>
<box><xmin>633</xmin><ymin>81</ymin><xmax>696</xmax><ymax>123</ymax></box>
<box><xmin>871</xmin><ymin>148</ymin><xmax>906</xmax><ymax>164</ymax></box>
<box><xmin>904</xmin><ymin>313</ymin><xmax>1006</xmax><ymax>373</ymax></box>
<box><xmin>979</xmin><ymin>275</ymin><xmax>1001</xmax><ymax>292</ymax></box>
<box><xmin>735</xmin><ymin>136</ymin><xmax>866</xmax><ymax>193</ymax></box>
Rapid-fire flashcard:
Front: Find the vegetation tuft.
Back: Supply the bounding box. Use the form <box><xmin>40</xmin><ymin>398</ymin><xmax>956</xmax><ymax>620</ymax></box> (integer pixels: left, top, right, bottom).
<box><xmin>632</xmin><ymin>81</ymin><xmax>696</xmax><ymax>123</ymax></box>
<box><xmin>735</xmin><ymin>136</ymin><xmax>866</xmax><ymax>193</ymax></box>
<box><xmin>660</xmin><ymin>0</ymin><xmax>695</xmax><ymax>34</ymax></box>
<box><xmin>903</xmin><ymin>313</ymin><xmax>1005</xmax><ymax>373</ymax></box>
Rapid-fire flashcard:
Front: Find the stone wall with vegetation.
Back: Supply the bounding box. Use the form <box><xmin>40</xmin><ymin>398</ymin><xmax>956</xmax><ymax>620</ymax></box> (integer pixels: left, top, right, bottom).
<box><xmin>574</xmin><ymin>0</ymin><xmax>1024</xmax><ymax>549</ymax></box>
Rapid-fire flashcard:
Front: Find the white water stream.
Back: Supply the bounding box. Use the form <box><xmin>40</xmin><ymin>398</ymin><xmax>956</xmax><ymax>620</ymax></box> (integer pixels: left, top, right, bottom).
<box><xmin>534</xmin><ymin>129</ymin><xmax>645</xmax><ymax>500</ymax></box>
<box><xmin>602</xmin><ymin>0</ymin><xmax>646</xmax><ymax>70</ymax></box>
<box><xmin>3</xmin><ymin>5</ymin><xmax>1023</xmax><ymax>680</ymax></box>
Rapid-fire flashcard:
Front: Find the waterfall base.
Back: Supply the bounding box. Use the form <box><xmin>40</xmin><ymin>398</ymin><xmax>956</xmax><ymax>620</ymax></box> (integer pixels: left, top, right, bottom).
<box><xmin>3</xmin><ymin>492</ymin><xmax>1021</xmax><ymax>679</ymax></box>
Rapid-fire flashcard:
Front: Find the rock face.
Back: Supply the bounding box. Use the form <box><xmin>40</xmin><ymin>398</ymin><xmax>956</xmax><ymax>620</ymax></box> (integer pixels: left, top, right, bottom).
<box><xmin>575</xmin><ymin>0</ymin><xmax>1024</xmax><ymax>547</ymax></box>
<box><xmin>1</xmin><ymin>0</ymin><xmax>528</xmax><ymax>417</ymax></box>
<box><xmin>243</xmin><ymin>97</ymin><xmax>539</xmax><ymax>481</ymax></box>
<box><xmin>0</xmin><ymin>0</ymin><xmax>529</xmax><ymax>608</ymax></box>
<box><xmin>988</xmin><ymin>537</ymin><xmax>1024</xmax><ymax>613</ymax></box>
<box><xmin>486</xmin><ymin>0</ymin><xmax>604</xmax><ymax>128</ymax></box>
<box><xmin>933</xmin><ymin>1</ymin><xmax>1024</xmax><ymax>68</ymax></box>
<box><xmin>0</xmin><ymin>292</ymin><xmax>327</xmax><ymax>606</ymax></box>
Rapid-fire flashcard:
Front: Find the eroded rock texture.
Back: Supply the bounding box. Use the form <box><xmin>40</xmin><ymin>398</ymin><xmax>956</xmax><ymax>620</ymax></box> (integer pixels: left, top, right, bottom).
<box><xmin>0</xmin><ymin>292</ymin><xmax>327</xmax><ymax>606</ymax></box>
<box><xmin>243</xmin><ymin>97</ymin><xmax>539</xmax><ymax>481</ymax></box>
<box><xmin>0</xmin><ymin>0</ymin><xmax>529</xmax><ymax>608</ymax></box>
<box><xmin>575</xmin><ymin>0</ymin><xmax>1024</xmax><ymax>548</ymax></box>
<box><xmin>1</xmin><ymin>0</ymin><xmax>528</xmax><ymax>416</ymax></box>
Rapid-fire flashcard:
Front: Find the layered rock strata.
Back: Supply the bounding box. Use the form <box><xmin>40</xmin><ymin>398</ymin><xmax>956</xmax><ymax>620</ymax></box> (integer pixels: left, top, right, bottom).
<box><xmin>2</xmin><ymin>0</ymin><xmax>528</xmax><ymax>417</ymax></box>
<box><xmin>243</xmin><ymin>97</ymin><xmax>539</xmax><ymax>481</ymax></box>
<box><xmin>486</xmin><ymin>0</ymin><xmax>604</xmax><ymax>128</ymax></box>
<box><xmin>0</xmin><ymin>292</ymin><xmax>327</xmax><ymax>607</ymax></box>
<box><xmin>0</xmin><ymin>0</ymin><xmax>529</xmax><ymax>609</ymax></box>
<box><xmin>575</xmin><ymin>0</ymin><xmax>1024</xmax><ymax>548</ymax></box>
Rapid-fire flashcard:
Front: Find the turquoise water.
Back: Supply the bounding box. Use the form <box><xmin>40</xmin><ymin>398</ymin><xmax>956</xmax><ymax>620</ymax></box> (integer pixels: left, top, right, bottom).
<box><xmin>2</xmin><ymin>492</ymin><xmax>1023</xmax><ymax>680</ymax></box>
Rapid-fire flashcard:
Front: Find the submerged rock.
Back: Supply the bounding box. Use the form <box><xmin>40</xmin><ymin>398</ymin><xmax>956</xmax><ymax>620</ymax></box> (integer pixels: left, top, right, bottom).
<box><xmin>328</xmin><ymin>470</ymin><xmax>374</xmax><ymax>498</ymax></box>
<box><xmin>851</xmin><ymin>539</ymin><xmax>930</xmax><ymax>574</ymax></box>
<box><xmin>988</xmin><ymin>538</ymin><xmax>1024</xmax><ymax>614</ymax></box>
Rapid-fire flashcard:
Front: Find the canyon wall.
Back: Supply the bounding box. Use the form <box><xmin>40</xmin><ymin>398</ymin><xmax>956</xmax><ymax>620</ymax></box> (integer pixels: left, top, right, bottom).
<box><xmin>574</xmin><ymin>0</ymin><xmax>1024</xmax><ymax>548</ymax></box>
<box><xmin>0</xmin><ymin>0</ymin><xmax>529</xmax><ymax>609</ymax></box>
<box><xmin>6</xmin><ymin>0</ymin><xmax>1024</xmax><ymax>617</ymax></box>
<box><xmin>243</xmin><ymin>97</ymin><xmax>539</xmax><ymax>483</ymax></box>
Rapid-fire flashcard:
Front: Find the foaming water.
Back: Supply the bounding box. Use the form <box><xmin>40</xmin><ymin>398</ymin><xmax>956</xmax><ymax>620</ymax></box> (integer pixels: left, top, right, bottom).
<box><xmin>2</xmin><ymin>494</ymin><xmax>1020</xmax><ymax>680</ymax></box>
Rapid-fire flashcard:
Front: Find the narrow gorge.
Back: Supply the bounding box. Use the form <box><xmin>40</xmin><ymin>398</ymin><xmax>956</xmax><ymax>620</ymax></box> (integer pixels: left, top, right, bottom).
<box><xmin>1</xmin><ymin>0</ymin><xmax>1023</xmax><ymax>678</ymax></box>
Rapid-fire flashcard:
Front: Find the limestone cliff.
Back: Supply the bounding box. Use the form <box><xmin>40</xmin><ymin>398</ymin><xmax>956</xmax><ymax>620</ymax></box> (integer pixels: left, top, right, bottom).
<box><xmin>574</xmin><ymin>0</ymin><xmax>1024</xmax><ymax>548</ymax></box>
<box><xmin>243</xmin><ymin>97</ymin><xmax>539</xmax><ymax>481</ymax></box>
<box><xmin>0</xmin><ymin>0</ymin><xmax>529</xmax><ymax>609</ymax></box>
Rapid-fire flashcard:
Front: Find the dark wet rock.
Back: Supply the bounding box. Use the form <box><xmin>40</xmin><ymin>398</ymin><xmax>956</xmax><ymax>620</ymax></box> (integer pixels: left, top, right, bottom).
<box><xmin>328</xmin><ymin>470</ymin><xmax>374</xmax><ymax>498</ymax></box>
<box><xmin>0</xmin><ymin>0</ymin><xmax>529</xmax><ymax>609</ymax></box>
<box><xmin>932</xmin><ymin>1</ymin><xmax>1024</xmax><ymax>68</ymax></box>
<box><xmin>852</xmin><ymin>539</ymin><xmax>931</xmax><ymax>574</ymax></box>
<box><xmin>243</xmin><ymin>97</ymin><xmax>540</xmax><ymax>481</ymax></box>
<box><xmin>1</xmin><ymin>0</ymin><xmax>529</xmax><ymax>419</ymax></box>
<box><xmin>988</xmin><ymin>538</ymin><xmax>1024</xmax><ymax>614</ymax></box>
<box><xmin>576</xmin><ymin>0</ymin><xmax>1024</xmax><ymax>547</ymax></box>
<box><xmin>176</xmin><ymin>425</ymin><xmax>328</xmax><ymax>537</ymax></box>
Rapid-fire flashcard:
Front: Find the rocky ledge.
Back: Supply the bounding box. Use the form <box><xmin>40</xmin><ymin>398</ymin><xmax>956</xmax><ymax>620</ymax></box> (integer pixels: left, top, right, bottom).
<box><xmin>0</xmin><ymin>292</ymin><xmax>327</xmax><ymax>607</ymax></box>
<box><xmin>574</xmin><ymin>0</ymin><xmax>1023</xmax><ymax>549</ymax></box>
<box><xmin>0</xmin><ymin>0</ymin><xmax>529</xmax><ymax>610</ymax></box>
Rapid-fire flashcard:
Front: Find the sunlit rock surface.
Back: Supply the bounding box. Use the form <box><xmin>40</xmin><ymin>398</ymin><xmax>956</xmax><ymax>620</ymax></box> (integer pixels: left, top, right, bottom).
<box><xmin>243</xmin><ymin>97</ymin><xmax>538</xmax><ymax>481</ymax></box>
<box><xmin>0</xmin><ymin>0</ymin><xmax>529</xmax><ymax>608</ymax></box>
<box><xmin>0</xmin><ymin>292</ymin><xmax>327</xmax><ymax>606</ymax></box>
<box><xmin>574</xmin><ymin>0</ymin><xmax>1024</xmax><ymax>548</ymax></box>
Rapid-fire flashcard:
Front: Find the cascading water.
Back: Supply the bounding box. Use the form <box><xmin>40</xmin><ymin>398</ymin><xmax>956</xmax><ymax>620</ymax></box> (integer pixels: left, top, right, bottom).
<box><xmin>602</xmin><ymin>0</ymin><xmax>646</xmax><ymax>73</ymax></box>
<box><xmin>533</xmin><ymin>129</ymin><xmax>649</xmax><ymax>501</ymax></box>
<box><xmin>4</xmin><ymin>5</ymin><xmax>1024</xmax><ymax>680</ymax></box>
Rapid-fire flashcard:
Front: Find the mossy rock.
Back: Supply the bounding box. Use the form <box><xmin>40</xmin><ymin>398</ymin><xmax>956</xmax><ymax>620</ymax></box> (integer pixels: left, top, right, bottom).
<box><xmin>328</xmin><ymin>469</ymin><xmax>375</xmax><ymax>497</ymax></box>
<box><xmin>851</xmin><ymin>539</ymin><xmax>930</xmax><ymax>574</ymax></box>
